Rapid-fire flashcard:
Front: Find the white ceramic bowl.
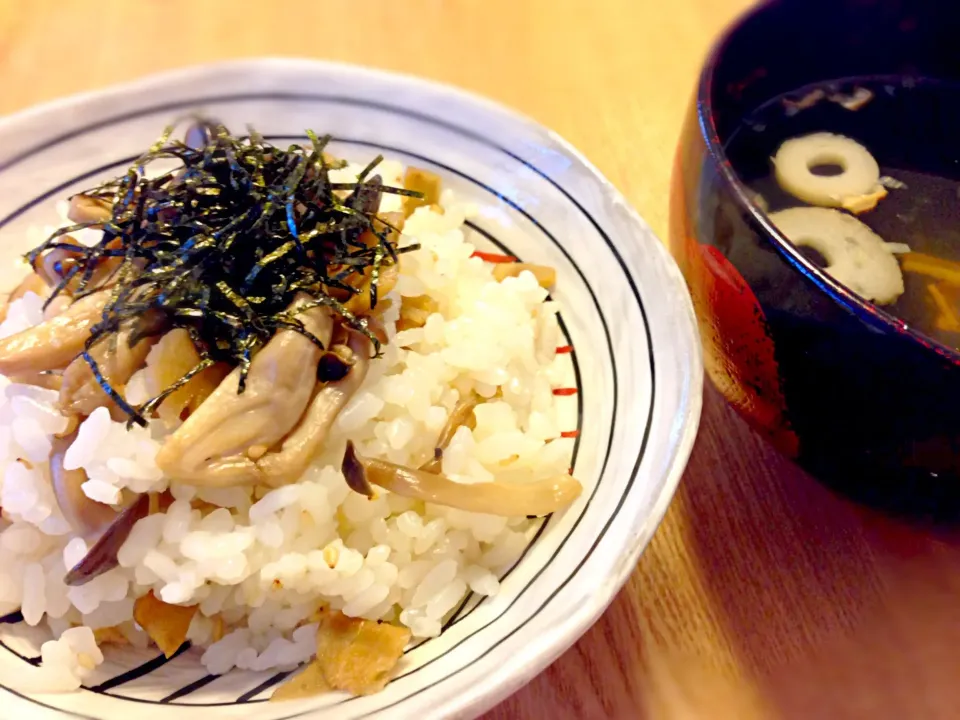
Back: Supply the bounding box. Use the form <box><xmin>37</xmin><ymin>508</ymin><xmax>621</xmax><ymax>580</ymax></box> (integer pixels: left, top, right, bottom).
<box><xmin>0</xmin><ymin>59</ymin><xmax>702</xmax><ymax>720</ymax></box>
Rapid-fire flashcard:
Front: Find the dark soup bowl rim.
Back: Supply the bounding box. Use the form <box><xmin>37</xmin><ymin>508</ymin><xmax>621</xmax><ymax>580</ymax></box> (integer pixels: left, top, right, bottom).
<box><xmin>695</xmin><ymin>0</ymin><xmax>960</xmax><ymax>368</ymax></box>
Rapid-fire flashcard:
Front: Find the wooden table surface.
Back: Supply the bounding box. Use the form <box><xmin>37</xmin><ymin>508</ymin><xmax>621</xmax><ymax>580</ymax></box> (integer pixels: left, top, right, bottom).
<box><xmin>4</xmin><ymin>1</ymin><xmax>960</xmax><ymax>718</ymax></box>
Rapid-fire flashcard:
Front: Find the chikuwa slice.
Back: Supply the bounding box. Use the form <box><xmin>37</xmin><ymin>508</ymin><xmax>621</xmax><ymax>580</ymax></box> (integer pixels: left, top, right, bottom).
<box><xmin>768</xmin><ymin>207</ymin><xmax>905</xmax><ymax>304</ymax></box>
<box><xmin>773</xmin><ymin>132</ymin><xmax>887</xmax><ymax>213</ymax></box>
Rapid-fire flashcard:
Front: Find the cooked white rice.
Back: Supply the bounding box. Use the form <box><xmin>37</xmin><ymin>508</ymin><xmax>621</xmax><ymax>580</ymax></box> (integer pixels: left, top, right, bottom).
<box><xmin>0</xmin><ymin>181</ymin><xmax>577</xmax><ymax>691</ymax></box>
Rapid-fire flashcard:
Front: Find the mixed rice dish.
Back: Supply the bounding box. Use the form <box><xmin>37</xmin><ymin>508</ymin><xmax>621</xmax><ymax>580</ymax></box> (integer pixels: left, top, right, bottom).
<box><xmin>0</xmin><ymin>121</ymin><xmax>581</xmax><ymax>697</ymax></box>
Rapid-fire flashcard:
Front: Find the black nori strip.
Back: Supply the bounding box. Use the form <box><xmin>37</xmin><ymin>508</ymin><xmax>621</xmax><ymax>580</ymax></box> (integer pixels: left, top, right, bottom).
<box><xmin>25</xmin><ymin>121</ymin><xmax>418</xmax><ymax>420</ymax></box>
<box><xmin>81</xmin><ymin>349</ymin><xmax>146</xmax><ymax>427</ymax></box>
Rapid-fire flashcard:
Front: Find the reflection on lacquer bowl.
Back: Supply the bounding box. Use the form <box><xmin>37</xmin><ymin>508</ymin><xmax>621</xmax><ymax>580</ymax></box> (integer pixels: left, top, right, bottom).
<box><xmin>0</xmin><ymin>59</ymin><xmax>701</xmax><ymax>719</ymax></box>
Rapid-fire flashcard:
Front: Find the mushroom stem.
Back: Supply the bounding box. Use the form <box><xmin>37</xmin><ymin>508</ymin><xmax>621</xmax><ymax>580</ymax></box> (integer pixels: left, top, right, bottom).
<box><xmin>9</xmin><ymin>370</ymin><xmax>63</xmax><ymax>392</ymax></box>
<box><xmin>59</xmin><ymin>326</ymin><xmax>158</xmax><ymax>417</ymax></box>
<box><xmin>342</xmin><ymin>441</ymin><xmax>582</xmax><ymax>517</ymax></box>
<box><xmin>0</xmin><ymin>289</ymin><xmax>109</xmax><ymax>375</ymax></box>
<box><xmin>260</xmin><ymin>330</ymin><xmax>372</xmax><ymax>487</ymax></box>
<box><xmin>419</xmin><ymin>392</ymin><xmax>481</xmax><ymax>474</ymax></box>
<box><xmin>156</xmin><ymin>296</ymin><xmax>334</xmax><ymax>485</ymax></box>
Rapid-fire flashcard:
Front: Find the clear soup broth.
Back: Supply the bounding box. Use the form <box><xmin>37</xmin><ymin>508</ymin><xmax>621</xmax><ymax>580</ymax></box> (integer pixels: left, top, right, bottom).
<box><xmin>724</xmin><ymin>76</ymin><xmax>960</xmax><ymax>352</ymax></box>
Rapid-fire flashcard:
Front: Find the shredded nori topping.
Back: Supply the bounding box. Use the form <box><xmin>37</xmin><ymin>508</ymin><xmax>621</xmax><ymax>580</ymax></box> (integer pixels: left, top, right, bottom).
<box><xmin>26</xmin><ymin>119</ymin><xmax>421</xmax><ymax>425</ymax></box>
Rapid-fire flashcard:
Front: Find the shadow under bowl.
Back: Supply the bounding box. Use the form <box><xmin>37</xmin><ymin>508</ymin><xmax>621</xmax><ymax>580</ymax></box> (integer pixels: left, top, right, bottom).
<box><xmin>670</xmin><ymin>0</ymin><xmax>960</xmax><ymax>521</ymax></box>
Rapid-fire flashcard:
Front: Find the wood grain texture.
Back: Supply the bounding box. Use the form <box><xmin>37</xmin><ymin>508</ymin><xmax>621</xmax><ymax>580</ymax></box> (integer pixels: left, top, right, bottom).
<box><xmin>4</xmin><ymin>1</ymin><xmax>960</xmax><ymax>718</ymax></box>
